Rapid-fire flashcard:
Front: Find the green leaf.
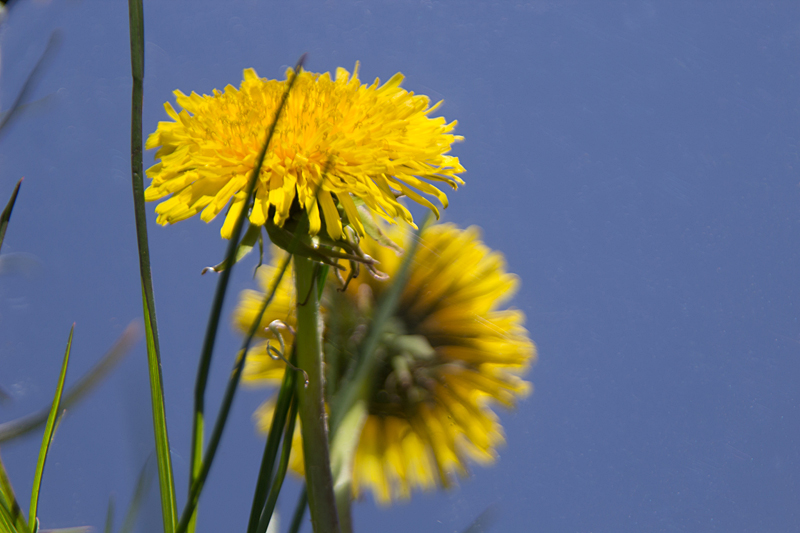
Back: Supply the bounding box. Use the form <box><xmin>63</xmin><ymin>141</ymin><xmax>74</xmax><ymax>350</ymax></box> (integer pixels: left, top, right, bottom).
<box><xmin>0</xmin><ymin>178</ymin><xmax>22</xmax><ymax>254</ymax></box>
<box><xmin>127</xmin><ymin>0</ymin><xmax>178</xmax><ymax>529</ymax></box>
<box><xmin>29</xmin><ymin>325</ymin><xmax>73</xmax><ymax>531</ymax></box>
<box><xmin>247</xmin><ymin>348</ymin><xmax>297</xmax><ymax>533</ymax></box>
<box><xmin>180</xmin><ymin>53</ymin><xmax>307</xmax><ymax>533</ymax></box>
<box><xmin>256</xmin><ymin>395</ymin><xmax>299</xmax><ymax>533</ymax></box>
<box><xmin>0</xmin><ymin>451</ymin><xmax>27</xmax><ymax>532</ymax></box>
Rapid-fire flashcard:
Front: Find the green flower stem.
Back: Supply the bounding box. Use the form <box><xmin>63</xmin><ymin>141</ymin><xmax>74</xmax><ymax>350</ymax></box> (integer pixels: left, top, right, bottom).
<box><xmin>294</xmin><ymin>253</ymin><xmax>341</xmax><ymax>533</ymax></box>
<box><xmin>127</xmin><ymin>0</ymin><xmax>178</xmax><ymax>531</ymax></box>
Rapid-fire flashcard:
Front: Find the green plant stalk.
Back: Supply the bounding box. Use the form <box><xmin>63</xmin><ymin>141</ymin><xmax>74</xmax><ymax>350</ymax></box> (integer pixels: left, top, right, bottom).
<box><xmin>187</xmin><ymin>55</ymin><xmax>305</xmax><ymax>529</ymax></box>
<box><xmin>247</xmin><ymin>343</ymin><xmax>297</xmax><ymax>533</ymax></box>
<box><xmin>294</xmin><ymin>254</ymin><xmax>340</xmax><ymax>533</ymax></box>
<box><xmin>257</xmin><ymin>395</ymin><xmax>299</xmax><ymax>533</ymax></box>
<box><xmin>29</xmin><ymin>325</ymin><xmax>73</xmax><ymax>531</ymax></box>
<box><xmin>127</xmin><ymin>0</ymin><xmax>178</xmax><ymax>530</ymax></box>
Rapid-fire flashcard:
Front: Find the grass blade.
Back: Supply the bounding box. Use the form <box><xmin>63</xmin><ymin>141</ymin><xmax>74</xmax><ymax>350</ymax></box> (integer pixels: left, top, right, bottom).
<box><xmin>247</xmin><ymin>345</ymin><xmax>297</xmax><ymax>533</ymax></box>
<box><xmin>257</xmin><ymin>395</ymin><xmax>299</xmax><ymax>533</ymax></box>
<box><xmin>0</xmin><ymin>178</ymin><xmax>22</xmax><ymax>253</ymax></box>
<box><xmin>0</xmin><ymin>322</ymin><xmax>141</xmax><ymax>444</ymax></box>
<box><xmin>0</xmin><ymin>450</ymin><xmax>27</xmax><ymax>532</ymax></box>
<box><xmin>185</xmin><ymin>53</ymin><xmax>305</xmax><ymax>530</ymax></box>
<box><xmin>29</xmin><ymin>325</ymin><xmax>73</xmax><ymax>530</ymax></box>
<box><xmin>127</xmin><ymin>0</ymin><xmax>178</xmax><ymax>530</ymax></box>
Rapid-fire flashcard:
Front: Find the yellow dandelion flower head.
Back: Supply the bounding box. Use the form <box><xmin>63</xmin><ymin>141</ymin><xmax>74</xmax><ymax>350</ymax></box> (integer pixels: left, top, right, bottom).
<box><xmin>145</xmin><ymin>64</ymin><xmax>465</xmax><ymax>240</ymax></box>
<box><xmin>235</xmin><ymin>223</ymin><xmax>535</xmax><ymax>504</ymax></box>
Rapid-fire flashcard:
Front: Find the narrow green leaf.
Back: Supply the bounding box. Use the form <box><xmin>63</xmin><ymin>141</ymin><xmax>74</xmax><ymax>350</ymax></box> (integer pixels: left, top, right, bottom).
<box><xmin>247</xmin><ymin>348</ymin><xmax>297</xmax><ymax>533</ymax></box>
<box><xmin>0</xmin><ymin>451</ymin><xmax>27</xmax><ymax>532</ymax></box>
<box><xmin>256</xmin><ymin>395</ymin><xmax>299</xmax><ymax>533</ymax></box>
<box><xmin>128</xmin><ymin>0</ymin><xmax>178</xmax><ymax>529</ymax></box>
<box><xmin>184</xmin><ymin>53</ymin><xmax>306</xmax><ymax>532</ymax></box>
<box><xmin>0</xmin><ymin>178</ymin><xmax>22</xmax><ymax>254</ymax></box>
<box><xmin>0</xmin><ymin>322</ymin><xmax>141</xmax><ymax>444</ymax></box>
<box><xmin>178</xmin><ymin>253</ymin><xmax>293</xmax><ymax>533</ymax></box>
<box><xmin>29</xmin><ymin>325</ymin><xmax>73</xmax><ymax>530</ymax></box>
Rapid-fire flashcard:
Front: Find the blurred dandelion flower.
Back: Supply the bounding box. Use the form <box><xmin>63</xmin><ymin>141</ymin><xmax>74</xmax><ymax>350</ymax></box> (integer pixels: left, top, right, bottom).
<box><xmin>235</xmin><ymin>223</ymin><xmax>535</xmax><ymax>504</ymax></box>
<box><xmin>145</xmin><ymin>64</ymin><xmax>465</xmax><ymax>240</ymax></box>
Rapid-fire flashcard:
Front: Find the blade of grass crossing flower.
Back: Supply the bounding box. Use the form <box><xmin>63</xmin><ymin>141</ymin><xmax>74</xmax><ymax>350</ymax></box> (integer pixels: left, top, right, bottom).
<box><xmin>247</xmin><ymin>341</ymin><xmax>297</xmax><ymax>533</ymax></box>
<box><xmin>0</xmin><ymin>451</ymin><xmax>27</xmax><ymax>532</ymax></box>
<box><xmin>186</xmin><ymin>53</ymin><xmax>306</xmax><ymax>531</ymax></box>
<box><xmin>0</xmin><ymin>178</ymin><xmax>22</xmax><ymax>253</ymax></box>
<box><xmin>257</xmin><ymin>395</ymin><xmax>299</xmax><ymax>533</ymax></box>
<box><xmin>29</xmin><ymin>325</ymin><xmax>73</xmax><ymax>531</ymax></box>
<box><xmin>177</xmin><ymin>252</ymin><xmax>294</xmax><ymax>533</ymax></box>
<box><xmin>128</xmin><ymin>0</ymin><xmax>178</xmax><ymax>530</ymax></box>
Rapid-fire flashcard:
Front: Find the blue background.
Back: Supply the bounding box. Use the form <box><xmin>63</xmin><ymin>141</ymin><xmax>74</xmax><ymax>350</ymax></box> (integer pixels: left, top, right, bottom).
<box><xmin>1</xmin><ymin>1</ymin><xmax>798</xmax><ymax>532</ymax></box>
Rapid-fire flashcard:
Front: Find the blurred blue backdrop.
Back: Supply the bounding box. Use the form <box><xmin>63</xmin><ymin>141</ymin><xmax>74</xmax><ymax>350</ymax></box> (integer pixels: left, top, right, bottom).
<box><xmin>1</xmin><ymin>1</ymin><xmax>798</xmax><ymax>532</ymax></box>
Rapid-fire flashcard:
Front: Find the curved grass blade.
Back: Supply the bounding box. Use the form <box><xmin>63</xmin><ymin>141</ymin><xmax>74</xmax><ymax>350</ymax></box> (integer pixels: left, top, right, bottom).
<box><xmin>184</xmin><ymin>53</ymin><xmax>306</xmax><ymax>532</ymax></box>
<box><xmin>0</xmin><ymin>178</ymin><xmax>22</xmax><ymax>253</ymax></box>
<box><xmin>127</xmin><ymin>0</ymin><xmax>178</xmax><ymax>530</ymax></box>
<box><xmin>29</xmin><ymin>325</ymin><xmax>73</xmax><ymax>530</ymax></box>
<box><xmin>0</xmin><ymin>322</ymin><xmax>141</xmax><ymax>444</ymax></box>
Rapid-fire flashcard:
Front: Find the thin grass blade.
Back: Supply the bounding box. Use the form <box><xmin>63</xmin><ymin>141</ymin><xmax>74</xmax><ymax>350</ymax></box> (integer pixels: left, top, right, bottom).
<box><xmin>247</xmin><ymin>346</ymin><xmax>297</xmax><ymax>533</ymax></box>
<box><xmin>0</xmin><ymin>451</ymin><xmax>27</xmax><ymax>532</ymax></box>
<box><xmin>286</xmin><ymin>488</ymin><xmax>307</xmax><ymax>533</ymax></box>
<box><xmin>29</xmin><ymin>325</ymin><xmax>73</xmax><ymax>530</ymax></box>
<box><xmin>256</xmin><ymin>395</ymin><xmax>299</xmax><ymax>533</ymax></box>
<box><xmin>184</xmin><ymin>53</ymin><xmax>306</xmax><ymax>532</ymax></box>
<box><xmin>127</xmin><ymin>0</ymin><xmax>178</xmax><ymax>530</ymax></box>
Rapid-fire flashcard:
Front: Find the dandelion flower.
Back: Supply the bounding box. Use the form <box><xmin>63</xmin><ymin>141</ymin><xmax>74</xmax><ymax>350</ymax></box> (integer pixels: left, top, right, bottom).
<box><xmin>236</xmin><ymin>224</ymin><xmax>535</xmax><ymax>504</ymax></box>
<box><xmin>145</xmin><ymin>64</ymin><xmax>465</xmax><ymax>240</ymax></box>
